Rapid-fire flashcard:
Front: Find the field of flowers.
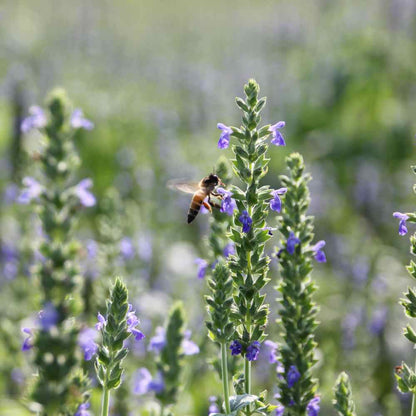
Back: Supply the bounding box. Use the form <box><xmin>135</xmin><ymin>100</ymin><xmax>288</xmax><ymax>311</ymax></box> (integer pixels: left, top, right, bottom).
<box><xmin>1</xmin><ymin>1</ymin><xmax>416</xmax><ymax>415</ymax></box>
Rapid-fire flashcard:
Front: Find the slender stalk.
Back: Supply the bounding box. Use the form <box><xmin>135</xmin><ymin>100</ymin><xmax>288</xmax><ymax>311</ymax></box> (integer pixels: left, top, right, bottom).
<box><xmin>244</xmin><ymin>360</ymin><xmax>251</xmax><ymax>395</ymax></box>
<box><xmin>160</xmin><ymin>404</ymin><xmax>164</xmax><ymax>416</ymax></box>
<box><xmin>101</xmin><ymin>387</ymin><xmax>110</xmax><ymax>416</ymax></box>
<box><xmin>221</xmin><ymin>342</ymin><xmax>231</xmax><ymax>414</ymax></box>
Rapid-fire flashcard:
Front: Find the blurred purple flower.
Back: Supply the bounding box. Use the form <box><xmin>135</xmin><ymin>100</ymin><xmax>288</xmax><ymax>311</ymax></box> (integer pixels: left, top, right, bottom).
<box><xmin>17</xmin><ymin>177</ymin><xmax>43</xmax><ymax>204</ymax></box>
<box><xmin>95</xmin><ymin>313</ymin><xmax>106</xmax><ymax>331</ymax></box>
<box><xmin>342</xmin><ymin>308</ymin><xmax>363</xmax><ymax>350</ymax></box>
<box><xmin>287</xmin><ymin>232</ymin><xmax>300</xmax><ymax>255</ymax></box>
<box><xmin>3</xmin><ymin>184</ymin><xmax>19</xmax><ymax>204</ymax></box>
<box><xmin>38</xmin><ymin>302</ymin><xmax>59</xmax><ymax>330</ymax></box>
<box><xmin>369</xmin><ymin>306</ymin><xmax>388</xmax><ymax>335</ymax></box>
<box><xmin>393</xmin><ymin>212</ymin><xmax>409</xmax><ymax>236</ymax></box>
<box><xmin>230</xmin><ymin>340</ymin><xmax>242</xmax><ymax>356</ymax></box>
<box><xmin>209</xmin><ymin>396</ymin><xmax>220</xmax><ymax>415</ymax></box>
<box><xmin>148</xmin><ymin>327</ymin><xmax>166</xmax><ymax>353</ymax></box>
<box><xmin>86</xmin><ymin>239</ymin><xmax>98</xmax><ymax>259</ymax></box>
<box><xmin>312</xmin><ymin>241</ymin><xmax>326</xmax><ymax>263</ymax></box>
<box><xmin>137</xmin><ymin>233</ymin><xmax>153</xmax><ymax>262</ymax></box>
<box><xmin>246</xmin><ymin>341</ymin><xmax>261</xmax><ymax>361</ymax></box>
<box><xmin>132</xmin><ymin>368</ymin><xmax>164</xmax><ymax>395</ymax></box>
<box><xmin>74</xmin><ymin>179</ymin><xmax>96</xmax><ymax>207</ymax></box>
<box><xmin>120</xmin><ymin>237</ymin><xmax>135</xmax><ymax>260</ymax></box>
<box><xmin>264</xmin><ymin>340</ymin><xmax>278</xmax><ymax>363</ymax></box>
<box><xmin>239</xmin><ymin>210</ymin><xmax>252</xmax><ymax>233</ymax></box>
<box><xmin>11</xmin><ymin>368</ymin><xmax>25</xmax><ymax>385</ymax></box>
<box><xmin>270</xmin><ymin>188</ymin><xmax>287</xmax><ymax>212</ymax></box>
<box><xmin>127</xmin><ymin>304</ymin><xmax>145</xmax><ymax>341</ymax></box>
<box><xmin>148</xmin><ymin>371</ymin><xmax>165</xmax><ymax>393</ymax></box>
<box><xmin>21</xmin><ymin>106</ymin><xmax>47</xmax><ymax>133</ymax></box>
<box><xmin>269</xmin><ymin>121</ymin><xmax>286</xmax><ymax>146</ymax></box>
<box><xmin>217</xmin><ymin>187</ymin><xmax>237</xmax><ymax>216</ymax></box>
<box><xmin>182</xmin><ymin>330</ymin><xmax>199</xmax><ymax>355</ymax></box>
<box><xmin>21</xmin><ymin>328</ymin><xmax>33</xmax><ymax>351</ymax></box>
<box><xmin>78</xmin><ymin>328</ymin><xmax>98</xmax><ymax>360</ymax></box>
<box><xmin>75</xmin><ymin>403</ymin><xmax>91</xmax><ymax>416</ymax></box>
<box><xmin>195</xmin><ymin>258</ymin><xmax>208</xmax><ymax>279</ymax></box>
<box><xmin>306</xmin><ymin>396</ymin><xmax>320</xmax><ymax>416</ymax></box>
<box><xmin>276</xmin><ymin>405</ymin><xmax>285</xmax><ymax>416</ymax></box>
<box><xmin>223</xmin><ymin>242</ymin><xmax>235</xmax><ymax>258</ymax></box>
<box><xmin>287</xmin><ymin>365</ymin><xmax>300</xmax><ymax>388</ymax></box>
<box><xmin>70</xmin><ymin>109</ymin><xmax>94</xmax><ymax>130</ymax></box>
<box><xmin>217</xmin><ymin>123</ymin><xmax>233</xmax><ymax>149</ymax></box>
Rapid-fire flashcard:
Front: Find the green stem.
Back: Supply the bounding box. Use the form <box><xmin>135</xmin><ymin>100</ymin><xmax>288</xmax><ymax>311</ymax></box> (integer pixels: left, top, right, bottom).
<box><xmin>244</xmin><ymin>359</ymin><xmax>251</xmax><ymax>394</ymax></box>
<box><xmin>221</xmin><ymin>342</ymin><xmax>231</xmax><ymax>414</ymax></box>
<box><xmin>160</xmin><ymin>404</ymin><xmax>164</xmax><ymax>416</ymax></box>
<box><xmin>101</xmin><ymin>387</ymin><xmax>110</xmax><ymax>416</ymax></box>
<box><xmin>412</xmin><ymin>353</ymin><xmax>416</xmax><ymax>416</ymax></box>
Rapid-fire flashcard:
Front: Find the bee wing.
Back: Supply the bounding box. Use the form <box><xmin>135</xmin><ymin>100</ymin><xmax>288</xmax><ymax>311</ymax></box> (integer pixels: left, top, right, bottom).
<box><xmin>167</xmin><ymin>180</ymin><xmax>200</xmax><ymax>194</ymax></box>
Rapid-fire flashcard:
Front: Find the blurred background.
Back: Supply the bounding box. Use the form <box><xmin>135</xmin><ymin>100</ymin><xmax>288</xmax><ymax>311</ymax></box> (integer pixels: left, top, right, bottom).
<box><xmin>1</xmin><ymin>0</ymin><xmax>416</xmax><ymax>415</ymax></box>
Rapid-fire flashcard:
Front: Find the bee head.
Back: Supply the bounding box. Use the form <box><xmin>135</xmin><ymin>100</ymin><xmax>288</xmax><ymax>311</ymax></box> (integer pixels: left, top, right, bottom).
<box><xmin>207</xmin><ymin>174</ymin><xmax>219</xmax><ymax>185</ymax></box>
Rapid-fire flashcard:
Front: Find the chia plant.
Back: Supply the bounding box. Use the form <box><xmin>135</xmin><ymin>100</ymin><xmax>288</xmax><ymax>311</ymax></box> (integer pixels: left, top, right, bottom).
<box><xmin>333</xmin><ymin>372</ymin><xmax>357</xmax><ymax>416</ymax></box>
<box><xmin>393</xmin><ymin>164</ymin><xmax>416</xmax><ymax>416</ymax></box>
<box><xmin>19</xmin><ymin>89</ymin><xmax>95</xmax><ymax>415</ymax></box>
<box><xmin>274</xmin><ymin>153</ymin><xmax>325</xmax><ymax>414</ymax></box>
<box><xmin>94</xmin><ymin>278</ymin><xmax>145</xmax><ymax>416</ymax></box>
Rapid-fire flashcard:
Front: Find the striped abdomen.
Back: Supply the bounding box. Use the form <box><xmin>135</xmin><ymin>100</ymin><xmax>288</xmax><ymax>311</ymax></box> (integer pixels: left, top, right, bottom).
<box><xmin>187</xmin><ymin>190</ymin><xmax>207</xmax><ymax>223</ymax></box>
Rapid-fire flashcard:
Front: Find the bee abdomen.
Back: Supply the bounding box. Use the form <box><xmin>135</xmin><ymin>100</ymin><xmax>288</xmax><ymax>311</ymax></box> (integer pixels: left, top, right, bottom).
<box><xmin>187</xmin><ymin>208</ymin><xmax>199</xmax><ymax>224</ymax></box>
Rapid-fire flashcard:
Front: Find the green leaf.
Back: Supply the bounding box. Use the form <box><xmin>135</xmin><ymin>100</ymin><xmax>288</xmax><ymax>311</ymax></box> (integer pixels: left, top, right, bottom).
<box><xmin>229</xmin><ymin>394</ymin><xmax>258</xmax><ymax>412</ymax></box>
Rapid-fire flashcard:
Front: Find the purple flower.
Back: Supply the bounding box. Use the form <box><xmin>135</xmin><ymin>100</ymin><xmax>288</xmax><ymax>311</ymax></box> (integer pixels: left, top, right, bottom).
<box><xmin>209</xmin><ymin>396</ymin><xmax>220</xmax><ymax>415</ymax></box>
<box><xmin>133</xmin><ymin>368</ymin><xmax>164</xmax><ymax>395</ymax></box>
<box><xmin>195</xmin><ymin>258</ymin><xmax>208</xmax><ymax>279</ymax></box>
<box><xmin>148</xmin><ymin>327</ymin><xmax>166</xmax><ymax>353</ymax></box>
<box><xmin>270</xmin><ymin>188</ymin><xmax>287</xmax><ymax>212</ymax></box>
<box><xmin>217</xmin><ymin>123</ymin><xmax>233</xmax><ymax>149</ymax></box>
<box><xmin>286</xmin><ymin>232</ymin><xmax>300</xmax><ymax>255</ymax></box>
<box><xmin>393</xmin><ymin>212</ymin><xmax>409</xmax><ymax>236</ymax></box>
<box><xmin>182</xmin><ymin>330</ymin><xmax>200</xmax><ymax>355</ymax></box>
<box><xmin>287</xmin><ymin>365</ymin><xmax>300</xmax><ymax>388</ymax></box>
<box><xmin>239</xmin><ymin>210</ymin><xmax>252</xmax><ymax>233</ymax></box>
<box><xmin>306</xmin><ymin>396</ymin><xmax>320</xmax><ymax>416</ymax></box>
<box><xmin>223</xmin><ymin>243</ymin><xmax>235</xmax><ymax>258</ymax></box>
<box><xmin>120</xmin><ymin>237</ymin><xmax>135</xmax><ymax>260</ymax></box>
<box><xmin>38</xmin><ymin>302</ymin><xmax>59</xmax><ymax>330</ymax></box>
<box><xmin>264</xmin><ymin>340</ymin><xmax>278</xmax><ymax>363</ymax></box>
<box><xmin>127</xmin><ymin>304</ymin><xmax>145</xmax><ymax>341</ymax></box>
<box><xmin>21</xmin><ymin>328</ymin><xmax>34</xmax><ymax>351</ymax></box>
<box><xmin>246</xmin><ymin>341</ymin><xmax>261</xmax><ymax>361</ymax></box>
<box><xmin>70</xmin><ymin>109</ymin><xmax>94</xmax><ymax>130</ymax></box>
<box><xmin>74</xmin><ymin>179</ymin><xmax>96</xmax><ymax>207</ymax></box>
<box><xmin>312</xmin><ymin>240</ymin><xmax>326</xmax><ymax>263</ymax></box>
<box><xmin>21</xmin><ymin>106</ymin><xmax>47</xmax><ymax>133</ymax></box>
<box><xmin>368</xmin><ymin>306</ymin><xmax>388</xmax><ymax>335</ymax></box>
<box><xmin>269</xmin><ymin>121</ymin><xmax>286</xmax><ymax>146</ymax></box>
<box><xmin>148</xmin><ymin>371</ymin><xmax>165</xmax><ymax>393</ymax></box>
<box><xmin>217</xmin><ymin>187</ymin><xmax>237</xmax><ymax>216</ymax></box>
<box><xmin>230</xmin><ymin>340</ymin><xmax>242</xmax><ymax>356</ymax></box>
<box><xmin>276</xmin><ymin>405</ymin><xmax>285</xmax><ymax>416</ymax></box>
<box><xmin>78</xmin><ymin>328</ymin><xmax>98</xmax><ymax>360</ymax></box>
<box><xmin>17</xmin><ymin>177</ymin><xmax>43</xmax><ymax>204</ymax></box>
<box><xmin>75</xmin><ymin>403</ymin><xmax>91</xmax><ymax>416</ymax></box>
<box><xmin>95</xmin><ymin>312</ymin><xmax>106</xmax><ymax>331</ymax></box>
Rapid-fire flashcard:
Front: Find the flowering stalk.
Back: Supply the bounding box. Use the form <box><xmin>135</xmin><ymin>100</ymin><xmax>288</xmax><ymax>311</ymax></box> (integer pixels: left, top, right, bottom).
<box><xmin>333</xmin><ymin>372</ymin><xmax>357</xmax><ymax>416</ymax></box>
<box><xmin>275</xmin><ymin>153</ymin><xmax>324</xmax><ymax>414</ymax></box>
<box><xmin>216</xmin><ymin>79</ymin><xmax>287</xmax><ymax>415</ymax></box>
<box><xmin>393</xmin><ymin>164</ymin><xmax>416</xmax><ymax>415</ymax></box>
<box><xmin>19</xmin><ymin>90</ymin><xmax>94</xmax><ymax>414</ymax></box>
<box><xmin>205</xmin><ymin>263</ymin><xmax>235</xmax><ymax>414</ymax></box>
<box><xmin>95</xmin><ymin>278</ymin><xmax>144</xmax><ymax>416</ymax></box>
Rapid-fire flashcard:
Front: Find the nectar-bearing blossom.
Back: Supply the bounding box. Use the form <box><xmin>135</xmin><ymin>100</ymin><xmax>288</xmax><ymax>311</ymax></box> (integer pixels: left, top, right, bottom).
<box><xmin>246</xmin><ymin>341</ymin><xmax>261</xmax><ymax>361</ymax></box>
<box><xmin>74</xmin><ymin>178</ymin><xmax>96</xmax><ymax>207</ymax></box>
<box><xmin>230</xmin><ymin>340</ymin><xmax>242</xmax><ymax>356</ymax></box>
<box><xmin>269</xmin><ymin>121</ymin><xmax>286</xmax><ymax>146</ymax></box>
<box><xmin>306</xmin><ymin>396</ymin><xmax>320</xmax><ymax>416</ymax></box>
<box><xmin>78</xmin><ymin>328</ymin><xmax>98</xmax><ymax>361</ymax></box>
<box><xmin>74</xmin><ymin>403</ymin><xmax>91</xmax><ymax>416</ymax></box>
<box><xmin>264</xmin><ymin>340</ymin><xmax>279</xmax><ymax>363</ymax></box>
<box><xmin>270</xmin><ymin>187</ymin><xmax>287</xmax><ymax>212</ymax></box>
<box><xmin>17</xmin><ymin>177</ymin><xmax>43</xmax><ymax>204</ymax></box>
<box><xmin>95</xmin><ymin>313</ymin><xmax>106</xmax><ymax>331</ymax></box>
<box><xmin>239</xmin><ymin>210</ymin><xmax>252</xmax><ymax>233</ymax></box>
<box><xmin>148</xmin><ymin>326</ymin><xmax>166</xmax><ymax>353</ymax></box>
<box><xmin>21</xmin><ymin>105</ymin><xmax>47</xmax><ymax>133</ymax></box>
<box><xmin>22</xmin><ymin>328</ymin><xmax>34</xmax><ymax>351</ymax></box>
<box><xmin>276</xmin><ymin>405</ymin><xmax>285</xmax><ymax>416</ymax></box>
<box><xmin>38</xmin><ymin>302</ymin><xmax>59</xmax><ymax>330</ymax></box>
<box><xmin>70</xmin><ymin>109</ymin><xmax>94</xmax><ymax>130</ymax></box>
<box><xmin>223</xmin><ymin>242</ymin><xmax>235</xmax><ymax>258</ymax></box>
<box><xmin>217</xmin><ymin>187</ymin><xmax>237</xmax><ymax>216</ymax></box>
<box><xmin>132</xmin><ymin>368</ymin><xmax>165</xmax><ymax>395</ymax></box>
<box><xmin>195</xmin><ymin>258</ymin><xmax>208</xmax><ymax>279</ymax></box>
<box><xmin>286</xmin><ymin>232</ymin><xmax>301</xmax><ymax>255</ymax></box>
<box><xmin>312</xmin><ymin>240</ymin><xmax>326</xmax><ymax>263</ymax></box>
<box><xmin>287</xmin><ymin>365</ymin><xmax>301</xmax><ymax>388</ymax></box>
<box><xmin>393</xmin><ymin>212</ymin><xmax>409</xmax><ymax>236</ymax></box>
<box><xmin>217</xmin><ymin>123</ymin><xmax>233</xmax><ymax>149</ymax></box>
<box><xmin>182</xmin><ymin>330</ymin><xmax>200</xmax><ymax>355</ymax></box>
<box><xmin>126</xmin><ymin>304</ymin><xmax>145</xmax><ymax>341</ymax></box>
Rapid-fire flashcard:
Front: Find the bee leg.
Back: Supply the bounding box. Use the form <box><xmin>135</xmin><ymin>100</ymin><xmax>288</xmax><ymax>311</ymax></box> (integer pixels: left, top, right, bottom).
<box><xmin>208</xmin><ymin>195</ymin><xmax>222</xmax><ymax>210</ymax></box>
<box><xmin>203</xmin><ymin>201</ymin><xmax>212</xmax><ymax>213</ymax></box>
<box><xmin>211</xmin><ymin>192</ymin><xmax>223</xmax><ymax>199</ymax></box>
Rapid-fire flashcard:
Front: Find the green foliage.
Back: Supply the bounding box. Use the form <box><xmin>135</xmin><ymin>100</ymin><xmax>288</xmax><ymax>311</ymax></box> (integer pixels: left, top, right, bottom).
<box><xmin>333</xmin><ymin>372</ymin><xmax>357</xmax><ymax>416</ymax></box>
<box><xmin>275</xmin><ymin>153</ymin><xmax>319</xmax><ymax>413</ymax></box>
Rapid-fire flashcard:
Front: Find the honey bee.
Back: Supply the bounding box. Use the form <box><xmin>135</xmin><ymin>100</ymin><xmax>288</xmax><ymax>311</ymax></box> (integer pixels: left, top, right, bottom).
<box><xmin>168</xmin><ymin>174</ymin><xmax>225</xmax><ymax>223</ymax></box>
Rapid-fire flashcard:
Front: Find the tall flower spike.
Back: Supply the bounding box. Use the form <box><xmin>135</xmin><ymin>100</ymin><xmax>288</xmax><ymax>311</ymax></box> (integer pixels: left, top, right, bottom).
<box><xmin>333</xmin><ymin>372</ymin><xmax>357</xmax><ymax>416</ymax></box>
